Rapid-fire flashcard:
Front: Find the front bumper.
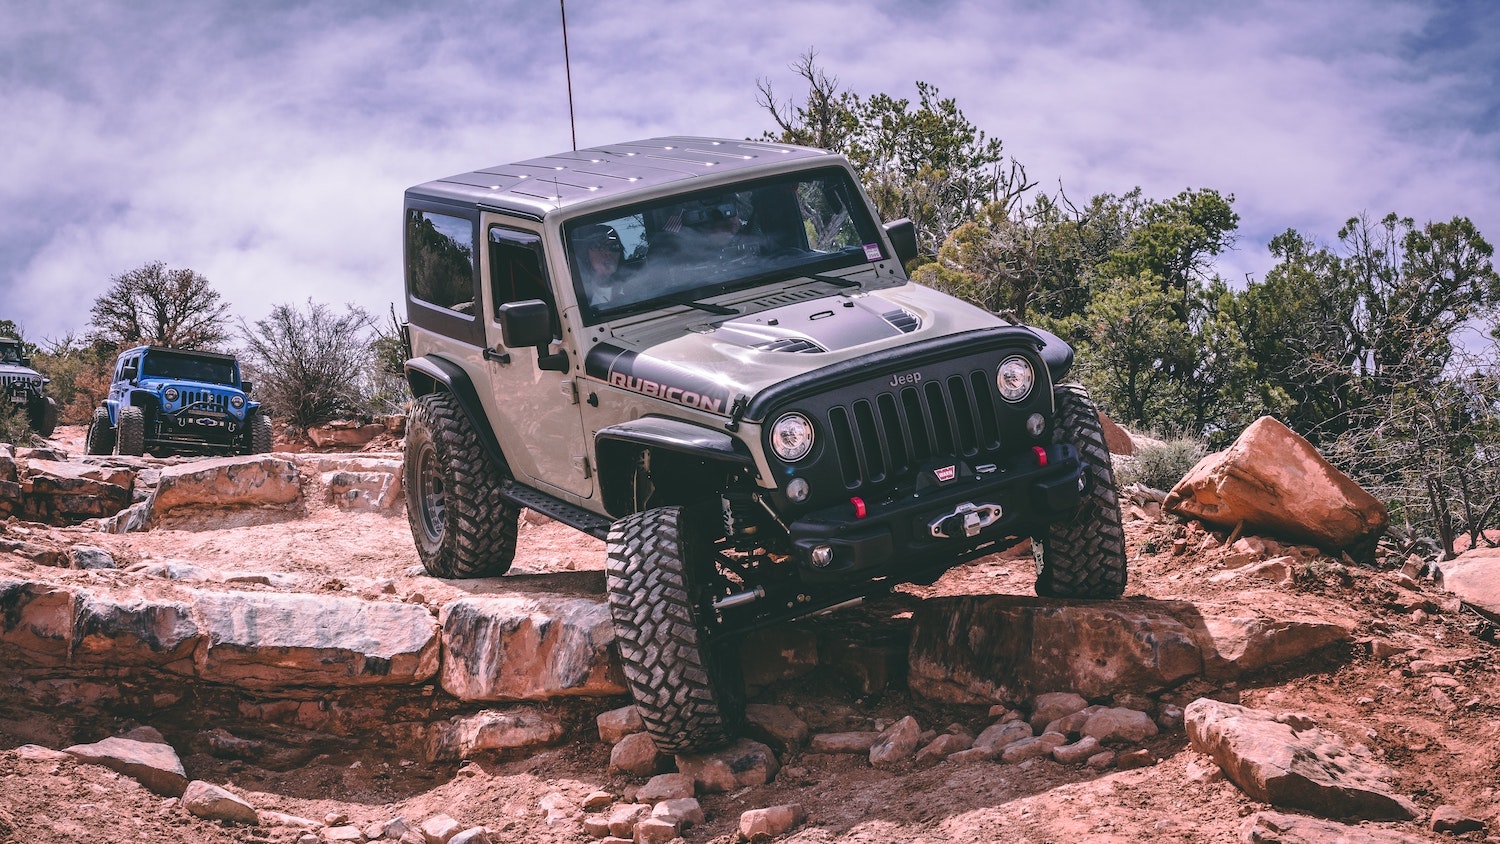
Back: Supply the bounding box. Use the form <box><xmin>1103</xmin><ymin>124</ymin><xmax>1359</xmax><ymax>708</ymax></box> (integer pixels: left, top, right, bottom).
<box><xmin>787</xmin><ymin>443</ymin><xmax>1085</xmax><ymax>582</ymax></box>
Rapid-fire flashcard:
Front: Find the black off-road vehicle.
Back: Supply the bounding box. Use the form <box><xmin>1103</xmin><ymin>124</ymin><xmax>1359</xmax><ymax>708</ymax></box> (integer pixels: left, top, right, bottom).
<box><xmin>86</xmin><ymin>345</ymin><xmax>270</xmax><ymax>457</ymax></box>
<box><xmin>0</xmin><ymin>337</ymin><xmax>57</xmax><ymax>438</ymax></box>
<box><xmin>400</xmin><ymin>137</ymin><xmax>1127</xmax><ymax>752</ymax></box>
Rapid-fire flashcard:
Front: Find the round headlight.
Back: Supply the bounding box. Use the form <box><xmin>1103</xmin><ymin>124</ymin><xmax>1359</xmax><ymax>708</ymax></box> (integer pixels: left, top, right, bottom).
<box><xmin>164</xmin><ymin>387</ymin><xmax>179</xmax><ymax>401</ymax></box>
<box><xmin>230</xmin><ymin>395</ymin><xmax>245</xmax><ymax>408</ymax></box>
<box><xmin>996</xmin><ymin>356</ymin><xmax>1035</xmax><ymax>402</ymax></box>
<box><xmin>770</xmin><ymin>412</ymin><xmax>815</xmax><ymax>462</ymax></box>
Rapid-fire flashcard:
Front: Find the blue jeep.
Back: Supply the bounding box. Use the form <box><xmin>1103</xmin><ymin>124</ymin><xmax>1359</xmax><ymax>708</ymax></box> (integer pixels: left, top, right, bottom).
<box><xmin>86</xmin><ymin>345</ymin><xmax>271</xmax><ymax>457</ymax></box>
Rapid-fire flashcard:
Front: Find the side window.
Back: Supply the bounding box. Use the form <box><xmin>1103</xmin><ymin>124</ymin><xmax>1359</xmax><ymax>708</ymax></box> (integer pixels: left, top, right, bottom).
<box><xmin>489</xmin><ymin>226</ymin><xmax>560</xmax><ymax>338</ymax></box>
<box><xmin>407</xmin><ymin>210</ymin><xmax>477</xmax><ymax>315</ymax></box>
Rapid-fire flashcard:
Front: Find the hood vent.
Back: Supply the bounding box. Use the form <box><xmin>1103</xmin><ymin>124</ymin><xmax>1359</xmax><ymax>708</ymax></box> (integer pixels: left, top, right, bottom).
<box><xmin>755</xmin><ymin>337</ymin><xmax>826</xmax><ymax>354</ymax></box>
<box><xmin>882</xmin><ymin>308</ymin><xmax>921</xmax><ymax>333</ymax></box>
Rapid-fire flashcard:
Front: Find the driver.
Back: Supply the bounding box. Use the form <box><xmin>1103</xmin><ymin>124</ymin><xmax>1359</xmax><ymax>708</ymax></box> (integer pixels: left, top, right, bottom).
<box><xmin>574</xmin><ymin>223</ymin><xmax>627</xmax><ymax>306</ymax></box>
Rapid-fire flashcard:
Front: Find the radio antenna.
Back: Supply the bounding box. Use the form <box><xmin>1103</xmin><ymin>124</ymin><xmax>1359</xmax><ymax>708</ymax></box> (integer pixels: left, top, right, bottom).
<box><xmin>560</xmin><ymin>0</ymin><xmax>577</xmax><ymax>151</ymax></box>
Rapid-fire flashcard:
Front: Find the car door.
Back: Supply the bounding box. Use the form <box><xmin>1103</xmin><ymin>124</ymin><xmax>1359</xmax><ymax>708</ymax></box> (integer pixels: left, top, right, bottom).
<box><xmin>480</xmin><ymin>218</ymin><xmax>594</xmax><ymax>500</ymax></box>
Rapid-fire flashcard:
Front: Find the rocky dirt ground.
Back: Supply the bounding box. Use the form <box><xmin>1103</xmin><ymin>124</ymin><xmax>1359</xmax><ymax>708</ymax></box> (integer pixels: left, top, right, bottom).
<box><xmin>1</xmin><ymin>425</ymin><xmax>1498</xmax><ymax>843</ymax></box>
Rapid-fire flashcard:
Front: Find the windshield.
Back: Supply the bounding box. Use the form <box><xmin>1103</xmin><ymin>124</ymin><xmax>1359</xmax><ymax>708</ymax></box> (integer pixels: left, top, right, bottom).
<box><xmin>0</xmin><ymin>343</ymin><xmax>21</xmax><ymax>364</ymax></box>
<box><xmin>141</xmin><ymin>351</ymin><xmax>238</xmax><ymax>385</ymax></box>
<box><xmin>564</xmin><ymin>167</ymin><xmax>887</xmax><ymax>324</ymax></box>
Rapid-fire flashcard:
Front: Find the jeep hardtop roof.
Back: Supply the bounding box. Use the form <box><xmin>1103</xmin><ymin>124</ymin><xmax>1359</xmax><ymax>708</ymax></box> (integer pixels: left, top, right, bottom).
<box><xmin>122</xmin><ymin>345</ymin><xmax>239</xmax><ymax>363</ymax></box>
<box><xmin>406</xmin><ymin>136</ymin><xmax>833</xmax><ymax>218</ymax></box>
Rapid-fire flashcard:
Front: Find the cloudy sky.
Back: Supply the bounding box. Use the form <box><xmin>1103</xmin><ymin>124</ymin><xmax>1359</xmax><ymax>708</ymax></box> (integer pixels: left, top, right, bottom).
<box><xmin>3</xmin><ymin>0</ymin><xmax>1498</xmax><ymax>342</ymax></box>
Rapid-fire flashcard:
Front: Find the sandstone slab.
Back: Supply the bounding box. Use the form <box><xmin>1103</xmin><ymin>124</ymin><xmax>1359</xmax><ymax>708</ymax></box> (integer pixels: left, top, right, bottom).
<box><xmin>63</xmin><ymin>735</ymin><xmax>189</xmax><ymax>796</ymax></box>
<box><xmin>1435</xmin><ymin>546</ymin><xmax>1500</xmax><ymax>621</ymax></box>
<box><xmin>439</xmin><ymin>595</ymin><xmax>625</xmax><ymax>701</ymax></box>
<box><xmin>150</xmin><ymin>455</ymin><xmax>301</xmax><ymax>519</ymax></box>
<box><xmin>191</xmin><ymin>590</ymin><xmax>440</xmax><ymax>687</ymax></box>
<box><xmin>1239</xmin><ymin>811</ymin><xmax>1426</xmax><ymax>843</ymax></box>
<box><xmin>908</xmin><ymin>596</ymin><xmax>1202</xmax><ymax>704</ymax></box>
<box><xmin>426</xmin><ymin>708</ymin><xmax>564</xmax><ymax>761</ymax></box>
<box><xmin>1186</xmin><ymin>698</ymin><xmax>1417</xmax><ymax>820</ymax></box>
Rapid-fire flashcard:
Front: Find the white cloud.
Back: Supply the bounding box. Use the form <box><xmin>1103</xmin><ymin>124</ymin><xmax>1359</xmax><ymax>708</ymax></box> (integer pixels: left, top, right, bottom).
<box><xmin>1</xmin><ymin>0</ymin><xmax>1496</xmax><ymax>341</ymax></box>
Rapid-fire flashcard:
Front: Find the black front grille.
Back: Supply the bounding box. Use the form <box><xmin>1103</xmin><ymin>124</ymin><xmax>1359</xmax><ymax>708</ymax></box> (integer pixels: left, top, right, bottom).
<box><xmin>2</xmin><ymin>375</ymin><xmax>39</xmax><ymax>392</ymax></box>
<box><xmin>824</xmin><ymin>369</ymin><xmax>1002</xmax><ymax>489</ymax></box>
<box><xmin>180</xmin><ymin>390</ymin><xmax>229</xmax><ymax>413</ymax></box>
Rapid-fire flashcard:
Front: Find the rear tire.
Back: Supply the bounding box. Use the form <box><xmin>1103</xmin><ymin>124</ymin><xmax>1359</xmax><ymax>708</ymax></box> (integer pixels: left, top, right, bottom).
<box><xmin>85</xmin><ymin>406</ymin><xmax>115</xmax><ymax>455</ymax></box>
<box><xmin>248</xmin><ymin>414</ymin><xmax>273</xmax><ymax>454</ymax></box>
<box><xmin>1034</xmin><ymin>383</ymin><xmax>1127</xmax><ymax>599</ymax></box>
<box><xmin>403</xmin><ymin>391</ymin><xmax>517</xmax><ymax>578</ymax></box>
<box><xmin>114</xmin><ymin>406</ymin><xmax>145</xmax><ymax>457</ymax></box>
<box><xmin>605</xmin><ymin>505</ymin><xmax>744</xmax><ymax>754</ymax></box>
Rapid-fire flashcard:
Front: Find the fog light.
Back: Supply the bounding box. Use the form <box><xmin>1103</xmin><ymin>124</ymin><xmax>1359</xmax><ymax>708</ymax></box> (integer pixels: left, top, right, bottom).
<box><xmin>810</xmin><ymin>545</ymin><xmax>835</xmax><ymax>568</ymax></box>
<box><xmin>1026</xmin><ymin>413</ymin><xmax>1045</xmax><ymax>437</ymax></box>
<box><xmin>787</xmin><ymin>477</ymin><xmax>810</xmax><ymax>502</ymax></box>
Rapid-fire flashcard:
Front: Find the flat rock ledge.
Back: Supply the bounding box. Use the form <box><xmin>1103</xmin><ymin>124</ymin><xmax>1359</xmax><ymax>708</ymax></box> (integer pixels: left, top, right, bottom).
<box><xmin>3</xmin><ymin>571</ymin><xmax>1356</xmax><ymax>753</ymax></box>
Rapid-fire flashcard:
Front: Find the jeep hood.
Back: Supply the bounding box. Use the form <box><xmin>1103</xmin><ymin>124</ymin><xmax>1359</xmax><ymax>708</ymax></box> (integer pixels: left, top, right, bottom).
<box><xmin>586</xmin><ymin>283</ymin><xmax>1053</xmax><ymax>417</ymax></box>
<box><xmin>0</xmin><ymin>363</ymin><xmax>43</xmax><ymax>379</ymax></box>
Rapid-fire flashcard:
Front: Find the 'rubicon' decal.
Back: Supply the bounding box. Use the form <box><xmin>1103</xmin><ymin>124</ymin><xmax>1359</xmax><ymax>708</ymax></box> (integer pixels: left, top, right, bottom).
<box><xmin>585</xmin><ymin>344</ymin><xmax>735</xmax><ymax>415</ymax></box>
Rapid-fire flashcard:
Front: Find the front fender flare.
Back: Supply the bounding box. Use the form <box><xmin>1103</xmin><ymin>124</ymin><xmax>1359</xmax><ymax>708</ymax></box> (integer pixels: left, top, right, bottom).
<box><xmin>596</xmin><ymin>416</ymin><xmax>754</xmax><ymax>518</ymax></box>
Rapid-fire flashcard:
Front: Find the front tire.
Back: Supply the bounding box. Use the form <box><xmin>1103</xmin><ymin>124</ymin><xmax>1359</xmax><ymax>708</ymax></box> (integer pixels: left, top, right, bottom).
<box><xmin>248</xmin><ymin>414</ymin><xmax>273</xmax><ymax>454</ymax></box>
<box><xmin>30</xmin><ymin>397</ymin><xmax>58</xmax><ymax>438</ymax></box>
<box><xmin>114</xmin><ymin>406</ymin><xmax>145</xmax><ymax>457</ymax></box>
<box><xmin>1033</xmin><ymin>384</ymin><xmax>1127</xmax><ymax>599</ymax></box>
<box><xmin>605</xmin><ymin>505</ymin><xmax>744</xmax><ymax>754</ymax></box>
<box><xmin>403</xmin><ymin>391</ymin><xmax>517</xmax><ymax>578</ymax></box>
<box><xmin>86</xmin><ymin>406</ymin><xmax>115</xmax><ymax>455</ymax></box>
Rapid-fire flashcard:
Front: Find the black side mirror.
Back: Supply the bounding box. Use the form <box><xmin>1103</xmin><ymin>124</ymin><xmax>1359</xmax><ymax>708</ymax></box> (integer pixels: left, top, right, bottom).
<box><xmin>498</xmin><ymin>300</ymin><xmax>569</xmax><ymax>373</ymax></box>
<box><xmin>884</xmin><ymin>218</ymin><xmax>919</xmax><ymax>268</ymax></box>
<box><xmin>240</xmin><ymin>380</ymin><xmax>254</xmax><ymax>395</ymax></box>
<box><xmin>18</xmin><ymin>355</ymin><xmax>31</xmax><ymax>367</ymax></box>
<box><xmin>122</xmin><ymin>363</ymin><xmax>139</xmax><ymax>382</ymax></box>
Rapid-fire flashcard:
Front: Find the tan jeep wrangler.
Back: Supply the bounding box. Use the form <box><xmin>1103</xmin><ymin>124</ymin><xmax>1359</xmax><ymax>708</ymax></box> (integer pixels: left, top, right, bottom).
<box><xmin>400</xmin><ymin>137</ymin><xmax>1126</xmax><ymax>753</ymax></box>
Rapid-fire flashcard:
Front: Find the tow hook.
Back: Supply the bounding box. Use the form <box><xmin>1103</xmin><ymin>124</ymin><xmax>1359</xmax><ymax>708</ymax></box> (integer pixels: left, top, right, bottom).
<box><xmin>929</xmin><ymin>502</ymin><xmax>1003</xmax><ymax>539</ymax></box>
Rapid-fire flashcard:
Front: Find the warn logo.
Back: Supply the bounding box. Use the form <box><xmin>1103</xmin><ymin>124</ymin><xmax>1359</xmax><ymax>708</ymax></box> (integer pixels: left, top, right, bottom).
<box><xmin>934</xmin><ymin>465</ymin><xmax>957</xmax><ymax>482</ymax></box>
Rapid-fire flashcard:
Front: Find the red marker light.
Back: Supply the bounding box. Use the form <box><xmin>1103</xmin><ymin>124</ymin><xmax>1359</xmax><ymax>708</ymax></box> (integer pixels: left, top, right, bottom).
<box><xmin>850</xmin><ymin>497</ymin><xmax>867</xmax><ymax>519</ymax></box>
<box><xmin>1032</xmin><ymin>446</ymin><xmax>1048</xmax><ymax>466</ymax></box>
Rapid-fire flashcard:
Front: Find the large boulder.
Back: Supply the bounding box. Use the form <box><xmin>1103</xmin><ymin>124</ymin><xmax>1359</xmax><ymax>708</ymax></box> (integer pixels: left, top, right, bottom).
<box><xmin>1185</xmin><ymin>698</ymin><xmax>1417</xmax><ymax>820</ymax></box>
<box><xmin>1164</xmin><ymin>416</ymin><xmax>1387</xmax><ymax>559</ymax></box>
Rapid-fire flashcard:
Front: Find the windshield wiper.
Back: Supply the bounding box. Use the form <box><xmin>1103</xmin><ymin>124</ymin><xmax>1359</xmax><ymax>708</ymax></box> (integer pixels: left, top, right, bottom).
<box><xmin>662</xmin><ymin>296</ymin><xmax>739</xmax><ymax>315</ymax></box>
<box><xmin>809</xmin><ymin>273</ymin><xmax>862</xmax><ymax>289</ymax></box>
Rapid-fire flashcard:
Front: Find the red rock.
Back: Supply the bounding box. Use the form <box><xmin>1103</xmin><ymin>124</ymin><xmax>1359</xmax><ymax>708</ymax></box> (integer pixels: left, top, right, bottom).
<box><xmin>738</xmin><ymin>804</ymin><xmax>805</xmax><ymax>840</ymax></box>
<box><xmin>1164</xmin><ymin>417</ymin><xmax>1388</xmax><ymax>558</ymax></box>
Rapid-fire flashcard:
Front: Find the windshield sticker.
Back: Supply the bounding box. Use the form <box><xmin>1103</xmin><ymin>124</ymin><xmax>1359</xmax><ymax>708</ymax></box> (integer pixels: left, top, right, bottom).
<box><xmin>863</xmin><ymin>243</ymin><xmax>883</xmax><ymax>262</ymax></box>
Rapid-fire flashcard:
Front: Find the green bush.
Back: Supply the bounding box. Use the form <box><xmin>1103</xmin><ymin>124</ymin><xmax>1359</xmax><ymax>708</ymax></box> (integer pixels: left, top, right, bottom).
<box><xmin>0</xmin><ymin>401</ymin><xmax>38</xmax><ymax>448</ymax></box>
<box><xmin>1117</xmin><ymin>437</ymin><xmax>1207</xmax><ymax>491</ymax></box>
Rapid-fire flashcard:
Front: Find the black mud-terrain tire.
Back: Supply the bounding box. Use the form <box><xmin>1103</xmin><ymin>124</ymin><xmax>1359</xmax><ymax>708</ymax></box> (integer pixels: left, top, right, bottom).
<box><xmin>248</xmin><ymin>413</ymin><xmax>273</xmax><ymax>454</ymax></box>
<box><xmin>404</xmin><ymin>391</ymin><xmax>517</xmax><ymax>578</ymax></box>
<box><xmin>1034</xmin><ymin>383</ymin><xmax>1127</xmax><ymax>599</ymax></box>
<box><xmin>114</xmin><ymin>405</ymin><xmax>145</xmax><ymax>457</ymax></box>
<box><xmin>30</xmin><ymin>396</ymin><xmax>58</xmax><ymax>438</ymax></box>
<box><xmin>605</xmin><ymin>505</ymin><xmax>744</xmax><ymax>754</ymax></box>
<box><xmin>85</xmin><ymin>406</ymin><xmax>116</xmax><ymax>455</ymax></box>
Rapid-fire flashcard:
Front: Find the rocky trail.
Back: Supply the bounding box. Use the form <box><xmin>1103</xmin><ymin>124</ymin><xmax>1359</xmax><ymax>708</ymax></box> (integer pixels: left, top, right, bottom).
<box><xmin>1</xmin><ymin>424</ymin><xmax>1498</xmax><ymax>844</ymax></box>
